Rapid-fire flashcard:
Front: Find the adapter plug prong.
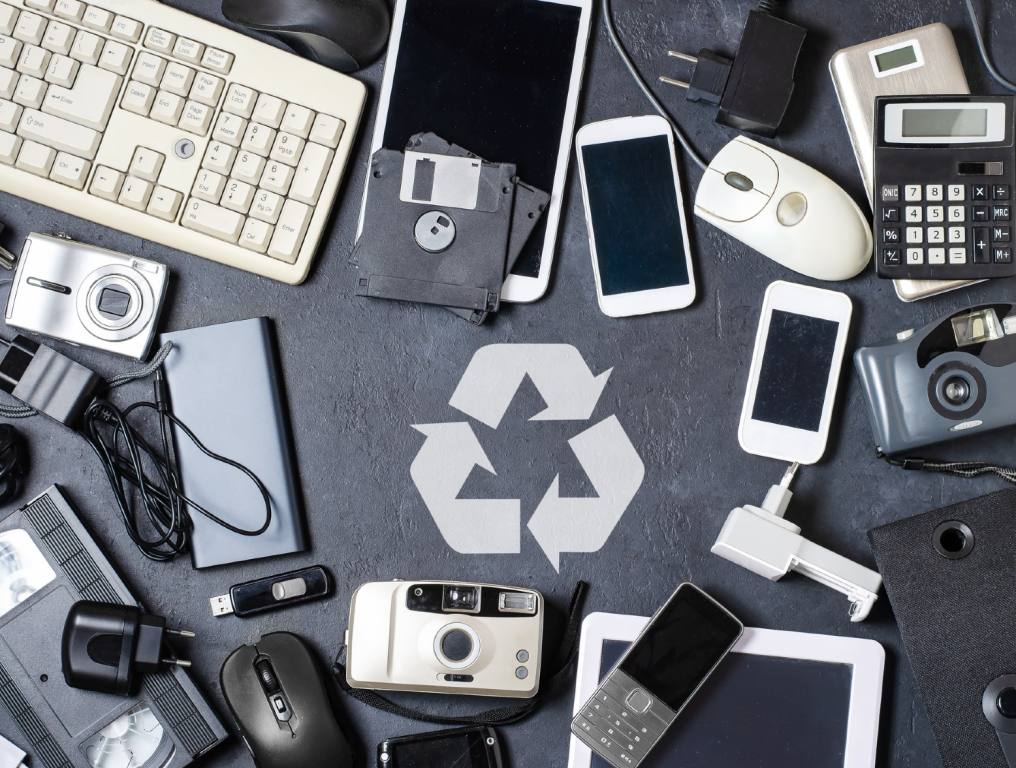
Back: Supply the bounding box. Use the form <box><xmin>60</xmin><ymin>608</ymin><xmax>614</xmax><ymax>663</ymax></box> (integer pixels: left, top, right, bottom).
<box><xmin>667</xmin><ymin>50</ymin><xmax>698</xmax><ymax>63</ymax></box>
<box><xmin>659</xmin><ymin>76</ymin><xmax>690</xmax><ymax>89</ymax></box>
<box><xmin>166</xmin><ymin>628</ymin><xmax>196</xmax><ymax>639</ymax></box>
<box><xmin>161</xmin><ymin>658</ymin><xmax>193</xmax><ymax>668</ymax></box>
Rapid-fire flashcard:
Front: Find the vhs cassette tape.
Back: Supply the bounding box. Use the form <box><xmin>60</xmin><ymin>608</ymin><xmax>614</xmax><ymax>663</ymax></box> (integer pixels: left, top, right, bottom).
<box><xmin>0</xmin><ymin>486</ymin><xmax>227</xmax><ymax>768</ymax></box>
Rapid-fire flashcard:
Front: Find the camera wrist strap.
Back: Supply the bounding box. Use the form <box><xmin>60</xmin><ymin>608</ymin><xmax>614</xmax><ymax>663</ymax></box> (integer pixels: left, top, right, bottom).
<box><xmin>878</xmin><ymin>450</ymin><xmax>1016</xmax><ymax>485</ymax></box>
<box><xmin>330</xmin><ymin>581</ymin><xmax>588</xmax><ymax>727</ymax></box>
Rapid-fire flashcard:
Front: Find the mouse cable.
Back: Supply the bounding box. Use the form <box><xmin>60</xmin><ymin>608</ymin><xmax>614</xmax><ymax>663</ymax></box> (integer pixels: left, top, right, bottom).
<box><xmin>602</xmin><ymin>0</ymin><xmax>709</xmax><ymax>170</ymax></box>
<box><xmin>965</xmin><ymin>0</ymin><xmax>1016</xmax><ymax>92</ymax></box>
<box><xmin>0</xmin><ymin>340</ymin><xmax>273</xmax><ymax>561</ymax></box>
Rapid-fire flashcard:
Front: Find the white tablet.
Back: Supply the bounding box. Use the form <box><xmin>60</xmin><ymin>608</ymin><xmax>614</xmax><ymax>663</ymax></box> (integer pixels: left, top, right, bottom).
<box><xmin>360</xmin><ymin>0</ymin><xmax>594</xmax><ymax>303</ymax></box>
<box><xmin>568</xmin><ymin>613</ymin><xmax>885</xmax><ymax>768</ymax></box>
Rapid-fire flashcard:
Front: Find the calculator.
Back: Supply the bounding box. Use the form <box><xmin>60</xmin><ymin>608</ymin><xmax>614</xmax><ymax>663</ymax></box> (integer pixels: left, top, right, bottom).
<box><xmin>874</xmin><ymin>95</ymin><xmax>1016</xmax><ymax>281</ymax></box>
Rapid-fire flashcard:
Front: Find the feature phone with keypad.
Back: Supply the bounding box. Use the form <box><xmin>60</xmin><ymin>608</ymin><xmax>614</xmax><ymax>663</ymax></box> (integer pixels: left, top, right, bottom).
<box><xmin>874</xmin><ymin>94</ymin><xmax>1016</xmax><ymax>281</ymax></box>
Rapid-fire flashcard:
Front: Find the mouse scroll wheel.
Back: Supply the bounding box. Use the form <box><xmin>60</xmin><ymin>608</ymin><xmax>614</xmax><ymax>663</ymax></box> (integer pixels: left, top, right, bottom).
<box><xmin>255</xmin><ymin>659</ymin><xmax>281</xmax><ymax>694</ymax></box>
<box><xmin>724</xmin><ymin>172</ymin><xmax>754</xmax><ymax>192</ymax></box>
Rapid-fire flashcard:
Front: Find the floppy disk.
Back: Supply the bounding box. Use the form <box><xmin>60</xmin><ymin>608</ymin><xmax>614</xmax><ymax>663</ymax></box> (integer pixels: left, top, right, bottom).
<box><xmin>0</xmin><ymin>486</ymin><xmax>227</xmax><ymax>768</ymax></box>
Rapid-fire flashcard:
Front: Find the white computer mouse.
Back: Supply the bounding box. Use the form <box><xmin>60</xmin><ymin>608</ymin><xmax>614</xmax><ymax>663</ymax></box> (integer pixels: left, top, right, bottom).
<box><xmin>694</xmin><ymin>136</ymin><xmax>872</xmax><ymax>281</ymax></box>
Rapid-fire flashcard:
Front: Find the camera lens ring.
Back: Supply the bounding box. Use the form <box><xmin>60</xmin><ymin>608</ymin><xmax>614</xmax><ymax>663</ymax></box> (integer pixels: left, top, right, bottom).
<box><xmin>928</xmin><ymin>362</ymin><xmax>986</xmax><ymax>420</ymax></box>
<box><xmin>933</xmin><ymin>520</ymin><xmax>974</xmax><ymax>560</ymax></box>
<box><xmin>433</xmin><ymin>622</ymin><xmax>481</xmax><ymax>670</ymax></box>
<box><xmin>76</xmin><ymin>265</ymin><xmax>156</xmax><ymax>342</ymax></box>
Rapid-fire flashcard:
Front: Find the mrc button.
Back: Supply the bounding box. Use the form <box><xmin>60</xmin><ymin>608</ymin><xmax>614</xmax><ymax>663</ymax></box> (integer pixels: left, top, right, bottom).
<box><xmin>625</xmin><ymin>689</ymin><xmax>653</xmax><ymax>714</ymax></box>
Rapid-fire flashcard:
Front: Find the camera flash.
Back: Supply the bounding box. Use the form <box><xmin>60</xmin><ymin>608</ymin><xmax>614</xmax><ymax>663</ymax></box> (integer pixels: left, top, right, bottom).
<box><xmin>499</xmin><ymin>592</ymin><xmax>536</xmax><ymax>614</ymax></box>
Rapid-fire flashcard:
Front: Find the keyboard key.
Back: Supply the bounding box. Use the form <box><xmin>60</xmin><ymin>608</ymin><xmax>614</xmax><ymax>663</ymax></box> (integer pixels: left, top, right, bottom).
<box><xmin>43</xmin><ymin>63</ymin><xmax>120</xmax><ymax>130</ymax></box>
<box><xmin>24</xmin><ymin>0</ymin><xmax>53</xmax><ymax>10</ymax></box>
<box><xmin>253</xmin><ymin>93</ymin><xmax>285</xmax><ymax>128</ymax></box>
<box><xmin>0</xmin><ymin>130</ymin><xmax>19</xmax><ymax>163</ymax></box>
<box><xmin>949</xmin><ymin>247</ymin><xmax>967</xmax><ymax>264</ymax></box>
<box><xmin>13</xmin><ymin>75</ymin><xmax>44</xmax><ymax>108</ymax></box>
<box><xmin>0</xmin><ymin>99</ymin><xmax>20</xmax><ymax>131</ymax></box>
<box><xmin>948</xmin><ymin>226</ymin><xmax>966</xmax><ymax>243</ymax></box>
<box><xmin>310</xmin><ymin>114</ymin><xmax>343</xmax><ymax>148</ymax></box>
<box><xmin>212</xmin><ymin>112</ymin><xmax>246</xmax><ymax>146</ymax></box>
<box><xmin>926</xmin><ymin>184</ymin><xmax>943</xmax><ymax>202</ymax></box>
<box><xmin>270</xmin><ymin>132</ymin><xmax>304</xmax><ymax>166</ymax></box>
<box><xmin>121</xmin><ymin>80</ymin><xmax>154</xmax><ymax>115</ymax></box>
<box><xmin>13</xmin><ymin>13</ymin><xmax>45</xmax><ymax>45</ymax></box>
<box><xmin>0</xmin><ymin>36</ymin><xmax>23</xmax><ymax>68</ymax></box>
<box><xmin>904</xmin><ymin>205</ymin><xmax>921</xmax><ymax>223</ymax></box>
<box><xmin>17</xmin><ymin>44</ymin><xmax>50</xmax><ymax>78</ymax></box>
<box><xmin>0</xmin><ymin>6</ymin><xmax>16</xmax><ymax>37</ymax></box>
<box><xmin>89</xmin><ymin>164</ymin><xmax>122</xmax><ymax>200</ymax></box>
<box><xmin>281</xmin><ymin>104</ymin><xmax>314</xmax><ymax>138</ymax></box>
<box><xmin>192</xmin><ymin>168</ymin><xmax>225</xmax><ymax>202</ymax></box>
<box><xmin>119</xmin><ymin>175</ymin><xmax>152</xmax><ymax>210</ymax></box>
<box><xmin>232</xmin><ymin>150</ymin><xmax>264</xmax><ymax>184</ymax></box>
<box><xmin>49</xmin><ymin>150</ymin><xmax>88</xmax><ymax>188</ymax></box>
<box><xmin>70</xmin><ymin>30</ymin><xmax>102</xmax><ymax>65</ymax></box>
<box><xmin>927</xmin><ymin>205</ymin><xmax>943</xmax><ymax>223</ymax></box>
<box><xmin>906</xmin><ymin>247</ymin><xmax>923</xmax><ymax>265</ymax></box>
<box><xmin>144</xmin><ymin>27</ymin><xmax>174</xmax><ymax>54</ymax></box>
<box><xmin>224</xmin><ymin>83</ymin><xmax>256</xmax><ymax>117</ymax></box>
<box><xmin>905</xmin><ymin>226</ymin><xmax>922</xmax><ymax>244</ymax></box>
<box><xmin>173</xmin><ymin>37</ymin><xmax>203</xmax><ymax>65</ymax></box>
<box><xmin>203</xmin><ymin>141</ymin><xmax>236</xmax><ymax>174</ymax></box>
<box><xmin>178</xmin><ymin>99</ymin><xmax>212</xmax><ymax>134</ymax></box>
<box><xmin>182</xmin><ymin>198</ymin><xmax>244</xmax><ymax>241</ymax></box>
<box><xmin>110</xmin><ymin>15</ymin><xmax>141</xmax><ymax>43</ymax></box>
<box><xmin>161</xmin><ymin>61</ymin><xmax>193</xmax><ymax>96</ymax></box>
<box><xmin>54</xmin><ymin>0</ymin><xmax>84</xmax><ymax>21</ymax></box>
<box><xmin>201</xmin><ymin>46</ymin><xmax>233</xmax><ymax>74</ymax></box>
<box><xmin>948</xmin><ymin>184</ymin><xmax>965</xmax><ymax>201</ymax></box>
<box><xmin>15</xmin><ymin>138</ymin><xmax>53</xmax><ymax>175</ymax></box>
<box><xmin>41</xmin><ymin>22</ymin><xmax>74</xmax><ymax>55</ymax></box>
<box><xmin>928</xmin><ymin>247</ymin><xmax>945</xmax><ymax>265</ymax></box>
<box><xmin>18</xmin><ymin>107</ymin><xmax>100</xmax><ymax>159</ymax></box>
<box><xmin>250</xmin><ymin>188</ymin><xmax>282</xmax><ymax>223</ymax></box>
<box><xmin>147</xmin><ymin>186</ymin><xmax>182</xmax><ymax>220</ymax></box>
<box><xmin>239</xmin><ymin>217</ymin><xmax>273</xmax><ymax>252</ymax></box>
<box><xmin>268</xmin><ymin>199</ymin><xmax>311</xmax><ymax>262</ymax></box>
<box><xmin>190</xmin><ymin>71</ymin><xmax>223</xmax><ymax>106</ymax></box>
<box><xmin>0</xmin><ymin>67</ymin><xmax>14</xmax><ymax>98</ymax></box>
<box><xmin>948</xmin><ymin>205</ymin><xmax>965</xmax><ymax>222</ymax></box>
<box><xmin>221</xmin><ymin>179</ymin><xmax>254</xmax><ymax>213</ymax></box>
<box><xmin>260</xmin><ymin>160</ymin><xmax>293</xmax><ymax>194</ymax></box>
<box><xmin>971</xmin><ymin>183</ymin><xmax>989</xmax><ymax>201</ymax></box>
<box><xmin>98</xmin><ymin>39</ymin><xmax>131</xmax><ymax>75</ymax></box>
<box><xmin>133</xmin><ymin>51</ymin><xmax>166</xmax><ymax>87</ymax></box>
<box><xmin>45</xmin><ymin>53</ymin><xmax>77</xmax><ymax>86</ymax></box>
<box><xmin>290</xmin><ymin>143</ymin><xmax>332</xmax><ymax>204</ymax></box>
<box><xmin>150</xmin><ymin>90</ymin><xmax>183</xmax><ymax>125</ymax></box>
<box><xmin>129</xmin><ymin>147</ymin><xmax>164</xmax><ymax>182</ymax></box>
<box><xmin>81</xmin><ymin>7</ymin><xmax>112</xmax><ymax>32</ymax></box>
<box><xmin>242</xmin><ymin>122</ymin><xmax>275</xmax><ymax>155</ymax></box>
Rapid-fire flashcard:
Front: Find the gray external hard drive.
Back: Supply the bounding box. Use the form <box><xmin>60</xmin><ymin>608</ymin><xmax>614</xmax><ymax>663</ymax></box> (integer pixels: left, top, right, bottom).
<box><xmin>160</xmin><ymin>317</ymin><xmax>306</xmax><ymax>569</ymax></box>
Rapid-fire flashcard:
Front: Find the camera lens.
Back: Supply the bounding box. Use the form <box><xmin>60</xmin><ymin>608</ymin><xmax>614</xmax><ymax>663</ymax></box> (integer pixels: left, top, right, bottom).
<box><xmin>434</xmin><ymin>623</ymin><xmax>480</xmax><ymax>669</ymax></box>
<box><xmin>440</xmin><ymin>629</ymin><xmax>474</xmax><ymax>663</ymax></box>
<box><xmin>443</xmin><ymin>584</ymin><xmax>478</xmax><ymax>612</ymax></box>
<box><xmin>943</xmin><ymin>376</ymin><xmax>971</xmax><ymax>406</ymax></box>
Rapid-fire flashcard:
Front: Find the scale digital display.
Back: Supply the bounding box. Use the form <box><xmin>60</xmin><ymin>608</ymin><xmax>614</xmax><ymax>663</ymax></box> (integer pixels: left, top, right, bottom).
<box><xmin>874</xmin><ymin>44</ymin><xmax>918</xmax><ymax>72</ymax></box>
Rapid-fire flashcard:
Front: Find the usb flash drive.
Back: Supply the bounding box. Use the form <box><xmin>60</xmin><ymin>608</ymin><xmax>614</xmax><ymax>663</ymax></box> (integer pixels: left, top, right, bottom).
<box><xmin>210</xmin><ymin>566</ymin><xmax>333</xmax><ymax>618</ymax></box>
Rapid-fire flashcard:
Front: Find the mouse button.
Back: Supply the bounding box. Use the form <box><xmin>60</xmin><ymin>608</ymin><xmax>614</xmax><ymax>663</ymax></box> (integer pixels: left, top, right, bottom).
<box><xmin>707</xmin><ymin>139</ymin><xmax>779</xmax><ymax>195</ymax></box>
<box><xmin>776</xmin><ymin>192</ymin><xmax>809</xmax><ymax>226</ymax></box>
<box><xmin>695</xmin><ymin>169</ymin><xmax>771</xmax><ymax>222</ymax></box>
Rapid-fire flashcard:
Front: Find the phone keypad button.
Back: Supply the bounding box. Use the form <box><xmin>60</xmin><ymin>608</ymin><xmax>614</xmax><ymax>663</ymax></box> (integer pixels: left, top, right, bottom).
<box><xmin>625</xmin><ymin>688</ymin><xmax>653</xmax><ymax>714</ymax></box>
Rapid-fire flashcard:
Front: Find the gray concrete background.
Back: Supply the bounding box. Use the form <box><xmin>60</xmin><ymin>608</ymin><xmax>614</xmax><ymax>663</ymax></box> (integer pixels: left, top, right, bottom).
<box><xmin>6</xmin><ymin>0</ymin><xmax>1016</xmax><ymax>766</ymax></box>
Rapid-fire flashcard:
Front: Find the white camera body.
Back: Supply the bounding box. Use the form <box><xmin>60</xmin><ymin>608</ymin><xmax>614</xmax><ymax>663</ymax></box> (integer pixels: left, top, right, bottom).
<box><xmin>344</xmin><ymin>580</ymin><xmax>544</xmax><ymax>699</ymax></box>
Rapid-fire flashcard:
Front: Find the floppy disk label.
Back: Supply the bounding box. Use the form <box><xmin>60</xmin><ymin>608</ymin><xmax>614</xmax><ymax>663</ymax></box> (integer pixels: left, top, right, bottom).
<box><xmin>400</xmin><ymin>152</ymin><xmax>500</xmax><ymax>212</ymax></box>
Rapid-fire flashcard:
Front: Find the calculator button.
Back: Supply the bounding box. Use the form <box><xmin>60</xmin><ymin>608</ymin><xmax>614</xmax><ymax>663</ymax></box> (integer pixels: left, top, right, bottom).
<box><xmin>995</xmin><ymin>247</ymin><xmax>1013</xmax><ymax>263</ymax></box>
<box><xmin>928</xmin><ymin>247</ymin><xmax>946</xmax><ymax>265</ymax></box>
<box><xmin>904</xmin><ymin>206</ymin><xmax>922</xmax><ymax>223</ymax></box>
<box><xmin>882</xmin><ymin>227</ymin><xmax>899</xmax><ymax>244</ymax></box>
<box><xmin>948</xmin><ymin>206</ymin><xmax>965</xmax><ymax>222</ymax></box>
<box><xmin>881</xmin><ymin>207</ymin><xmax>899</xmax><ymax>222</ymax></box>
<box><xmin>994</xmin><ymin>204</ymin><xmax>1011</xmax><ymax>221</ymax></box>
<box><xmin>948</xmin><ymin>226</ymin><xmax>966</xmax><ymax>243</ymax></box>
<box><xmin>949</xmin><ymin>247</ymin><xmax>968</xmax><ymax>264</ymax></box>
<box><xmin>927</xmin><ymin>206</ymin><xmax>944</xmax><ymax>223</ymax></box>
<box><xmin>882</xmin><ymin>247</ymin><xmax>901</xmax><ymax>265</ymax></box>
<box><xmin>926</xmin><ymin>184</ymin><xmax>943</xmax><ymax>202</ymax></box>
<box><xmin>974</xmin><ymin>229</ymin><xmax>990</xmax><ymax>262</ymax></box>
<box><xmin>972</xmin><ymin>184</ymin><xmax>989</xmax><ymax>201</ymax></box>
<box><xmin>905</xmin><ymin>226</ymin><xmax>923</xmax><ymax>243</ymax></box>
<box><xmin>948</xmin><ymin>184</ymin><xmax>965</xmax><ymax>201</ymax></box>
<box><xmin>973</xmin><ymin>206</ymin><xmax>990</xmax><ymax>222</ymax></box>
<box><xmin>904</xmin><ymin>184</ymin><xmax>922</xmax><ymax>202</ymax></box>
<box><xmin>995</xmin><ymin>184</ymin><xmax>1011</xmax><ymax>200</ymax></box>
<box><xmin>906</xmin><ymin>247</ymin><xmax>924</xmax><ymax>265</ymax></box>
<box><xmin>881</xmin><ymin>184</ymin><xmax>900</xmax><ymax>203</ymax></box>
<box><xmin>993</xmin><ymin>225</ymin><xmax>1011</xmax><ymax>243</ymax></box>
<box><xmin>927</xmin><ymin>227</ymin><xmax>945</xmax><ymax>244</ymax></box>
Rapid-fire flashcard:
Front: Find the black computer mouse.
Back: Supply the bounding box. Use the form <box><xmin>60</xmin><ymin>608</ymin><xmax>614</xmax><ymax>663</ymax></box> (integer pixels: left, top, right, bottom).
<box><xmin>221</xmin><ymin>632</ymin><xmax>354</xmax><ymax>768</ymax></box>
<box><xmin>221</xmin><ymin>0</ymin><xmax>391</xmax><ymax>73</ymax></box>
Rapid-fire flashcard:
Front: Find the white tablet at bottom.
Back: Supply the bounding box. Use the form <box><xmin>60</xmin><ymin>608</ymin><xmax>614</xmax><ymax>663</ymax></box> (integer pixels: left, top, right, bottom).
<box><xmin>568</xmin><ymin>613</ymin><xmax>885</xmax><ymax>768</ymax></box>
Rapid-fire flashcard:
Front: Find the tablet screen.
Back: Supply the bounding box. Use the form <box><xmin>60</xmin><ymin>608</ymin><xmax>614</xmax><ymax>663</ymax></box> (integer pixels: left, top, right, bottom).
<box><xmin>382</xmin><ymin>0</ymin><xmax>584</xmax><ymax>279</ymax></box>
<box><xmin>596</xmin><ymin>641</ymin><xmax>852</xmax><ymax>768</ymax></box>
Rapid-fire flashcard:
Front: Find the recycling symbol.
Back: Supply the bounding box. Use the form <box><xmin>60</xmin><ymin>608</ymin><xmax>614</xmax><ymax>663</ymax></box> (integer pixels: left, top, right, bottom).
<box><xmin>411</xmin><ymin>344</ymin><xmax>645</xmax><ymax>571</ymax></box>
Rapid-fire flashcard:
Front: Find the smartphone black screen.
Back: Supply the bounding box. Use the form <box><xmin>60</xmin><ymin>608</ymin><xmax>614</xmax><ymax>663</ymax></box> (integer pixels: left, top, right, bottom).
<box><xmin>581</xmin><ymin>135</ymin><xmax>690</xmax><ymax>295</ymax></box>
<box><xmin>619</xmin><ymin>586</ymin><xmax>742</xmax><ymax>711</ymax></box>
<box><xmin>386</xmin><ymin>728</ymin><xmax>497</xmax><ymax>767</ymax></box>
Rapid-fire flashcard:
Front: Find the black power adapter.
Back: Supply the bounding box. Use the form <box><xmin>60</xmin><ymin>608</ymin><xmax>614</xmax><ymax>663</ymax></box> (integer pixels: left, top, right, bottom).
<box><xmin>660</xmin><ymin>4</ymin><xmax>807</xmax><ymax>137</ymax></box>
<box><xmin>62</xmin><ymin>601</ymin><xmax>195</xmax><ymax>696</ymax></box>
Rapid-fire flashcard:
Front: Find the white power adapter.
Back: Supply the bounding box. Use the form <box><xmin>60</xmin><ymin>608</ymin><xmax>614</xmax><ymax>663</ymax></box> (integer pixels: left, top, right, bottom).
<box><xmin>711</xmin><ymin>464</ymin><xmax>883</xmax><ymax>622</ymax></box>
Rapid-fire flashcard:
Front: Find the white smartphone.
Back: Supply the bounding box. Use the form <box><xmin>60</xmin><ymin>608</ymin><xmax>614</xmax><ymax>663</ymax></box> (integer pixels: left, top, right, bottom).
<box><xmin>739</xmin><ymin>281</ymin><xmax>853</xmax><ymax>464</ymax></box>
<box><xmin>575</xmin><ymin>116</ymin><xmax>697</xmax><ymax>317</ymax></box>
<box><xmin>360</xmin><ymin>0</ymin><xmax>594</xmax><ymax>304</ymax></box>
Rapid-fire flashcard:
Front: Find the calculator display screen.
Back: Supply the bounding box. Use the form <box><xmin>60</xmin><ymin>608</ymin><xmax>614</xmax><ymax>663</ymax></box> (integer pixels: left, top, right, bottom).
<box><xmin>902</xmin><ymin>107</ymin><xmax>989</xmax><ymax>138</ymax></box>
<box><xmin>619</xmin><ymin>586</ymin><xmax>741</xmax><ymax>711</ymax></box>
<box><xmin>874</xmin><ymin>44</ymin><xmax>918</xmax><ymax>73</ymax></box>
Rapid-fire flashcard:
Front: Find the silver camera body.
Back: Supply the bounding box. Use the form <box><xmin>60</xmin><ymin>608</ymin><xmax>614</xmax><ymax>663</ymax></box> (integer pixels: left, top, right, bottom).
<box><xmin>344</xmin><ymin>581</ymin><xmax>544</xmax><ymax>699</ymax></box>
<box><xmin>5</xmin><ymin>233</ymin><xmax>169</xmax><ymax>360</ymax></box>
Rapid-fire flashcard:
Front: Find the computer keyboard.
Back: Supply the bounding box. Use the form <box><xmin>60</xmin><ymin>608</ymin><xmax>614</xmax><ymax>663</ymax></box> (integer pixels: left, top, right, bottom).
<box><xmin>0</xmin><ymin>0</ymin><xmax>366</xmax><ymax>284</ymax></box>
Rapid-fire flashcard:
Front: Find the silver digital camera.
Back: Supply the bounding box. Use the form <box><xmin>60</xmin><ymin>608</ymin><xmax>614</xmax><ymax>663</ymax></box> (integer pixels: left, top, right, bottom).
<box><xmin>344</xmin><ymin>581</ymin><xmax>544</xmax><ymax>699</ymax></box>
<box><xmin>5</xmin><ymin>233</ymin><xmax>169</xmax><ymax>360</ymax></box>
